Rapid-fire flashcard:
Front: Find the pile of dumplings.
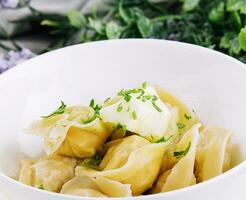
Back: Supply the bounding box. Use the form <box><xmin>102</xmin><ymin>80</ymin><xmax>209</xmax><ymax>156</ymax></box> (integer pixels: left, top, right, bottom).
<box><xmin>17</xmin><ymin>83</ymin><xmax>232</xmax><ymax>197</ymax></box>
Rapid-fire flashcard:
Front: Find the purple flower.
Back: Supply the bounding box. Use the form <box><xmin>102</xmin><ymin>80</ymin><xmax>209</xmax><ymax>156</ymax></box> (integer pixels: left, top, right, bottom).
<box><xmin>0</xmin><ymin>48</ymin><xmax>35</xmax><ymax>74</ymax></box>
<box><xmin>0</xmin><ymin>0</ymin><xmax>30</xmax><ymax>8</ymax></box>
<box><xmin>0</xmin><ymin>0</ymin><xmax>19</xmax><ymax>8</ymax></box>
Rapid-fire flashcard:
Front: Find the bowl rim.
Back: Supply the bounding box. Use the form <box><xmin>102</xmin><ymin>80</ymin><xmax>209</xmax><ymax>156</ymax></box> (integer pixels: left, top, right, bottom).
<box><xmin>0</xmin><ymin>39</ymin><xmax>246</xmax><ymax>199</ymax></box>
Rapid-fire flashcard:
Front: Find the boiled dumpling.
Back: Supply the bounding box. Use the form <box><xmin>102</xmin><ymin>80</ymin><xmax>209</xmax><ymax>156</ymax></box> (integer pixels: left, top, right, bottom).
<box><xmin>18</xmin><ymin>155</ymin><xmax>76</xmax><ymax>192</ymax></box>
<box><xmin>99</xmin><ymin>135</ymin><xmax>150</xmax><ymax>170</ymax></box>
<box><xmin>160</xmin><ymin>122</ymin><xmax>199</xmax><ymax>173</ymax></box>
<box><xmin>76</xmin><ymin>139</ymin><xmax>168</xmax><ymax>195</ymax></box>
<box><xmin>195</xmin><ymin>126</ymin><xmax>232</xmax><ymax>182</ymax></box>
<box><xmin>152</xmin><ymin>169</ymin><xmax>196</xmax><ymax>193</ymax></box>
<box><xmin>18</xmin><ymin>160</ymin><xmax>34</xmax><ymax>186</ymax></box>
<box><xmin>155</xmin><ymin>86</ymin><xmax>200</xmax><ymax>135</ymax></box>
<box><xmin>61</xmin><ymin>176</ymin><xmax>131</xmax><ymax>197</ymax></box>
<box><xmin>26</xmin><ymin>104</ymin><xmax>110</xmax><ymax>158</ymax></box>
<box><xmin>100</xmin><ymin>85</ymin><xmax>171</xmax><ymax>142</ymax></box>
<box><xmin>164</xmin><ymin>104</ymin><xmax>180</xmax><ymax>144</ymax></box>
<box><xmin>153</xmin><ymin>123</ymin><xmax>200</xmax><ymax>192</ymax></box>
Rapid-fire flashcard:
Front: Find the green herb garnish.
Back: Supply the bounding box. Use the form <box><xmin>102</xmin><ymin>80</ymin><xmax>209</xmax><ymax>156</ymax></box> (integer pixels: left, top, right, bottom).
<box><xmin>173</xmin><ymin>142</ymin><xmax>191</xmax><ymax>158</ymax></box>
<box><xmin>152</xmin><ymin>101</ymin><xmax>162</xmax><ymax>112</ymax></box>
<box><xmin>104</xmin><ymin>97</ymin><xmax>111</xmax><ymax>103</ymax></box>
<box><xmin>184</xmin><ymin>113</ymin><xmax>192</xmax><ymax>120</ymax></box>
<box><xmin>82</xmin><ymin>99</ymin><xmax>102</xmax><ymax>123</ymax></box>
<box><xmin>118</xmin><ymin>88</ymin><xmax>144</xmax><ymax>102</ymax></box>
<box><xmin>117</xmin><ymin>103</ymin><xmax>123</xmax><ymax>112</ymax></box>
<box><xmin>177</xmin><ymin>122</ymin><xmax>186</xmax><ymax>129</ymax></box>
<box><xmin>118</xmin><ymin>85</ymin><xmax>163</xmax><ymax>113</ymax></box>
<box><xmin>152</xmin><ymin>95</ymin><xmax>158</xmax><ymax>101</ymax></box>
<box><xmin>156</xmin><ymin>135</ymin><xmax>173</xmax><ymax>143</ymax></box>
<box><xmin>38</xmin><ymin>183</ymin><xmax>44</xmax><ymax>190</ymax></box>
<box><xmin>142</xmin><ymin>81</ymin><xmax>147</xmax><ymax>89</ymax></box>
<box><xmin>89</xmin><ymin>99</ymin><xmax>102</xmax><ymax>115</ymax></box>
<box><xmin>42</xmin><ymin>101</ymin><xmax>66</xmax><ymax>118</ymax></box>
<box><xmin>132</xmin><ymin>111</ymin><xmax>137</xmax><ymax>120</ymax></box>
<box><xmin>81</xmin><ymin>154</ymin><xmax>102</xmax><ymax>169</ymax></box>
<box><xmin>114</xmin><ymin>123</ymin><xmax>127</xmax><ymax>136</ymax></box>
<box><xmin>127</xmin><ymin>107</ymin><xmax>130</xmax><ymax>112</ymax></box>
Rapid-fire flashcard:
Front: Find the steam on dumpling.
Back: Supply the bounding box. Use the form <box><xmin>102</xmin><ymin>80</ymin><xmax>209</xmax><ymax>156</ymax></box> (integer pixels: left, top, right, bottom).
<box><xmin>18</xmin><ymin>155</ymin><xmax>76</xmax><ymax>192</ymax></box>
<box><xmin>100</xmin><ymin>84</ymin><xmax>171</xmax><ymax>142</ymax></box>
<box><xmin>76</xmin><ymin>137</ymin><xmax>169</xmax><ymax>195</ymax></box>
<box><xmin>26</xmin><ymin>103</ymin><xmax>110</xmax><ymax>158</ymax></box>
<box><xmin>155</xmin><ymin>86</ymin><xmax>200</xmax><ymax>135</ymax></box>
<box><xmin>153</xmin><ymin>123</ymin><xmax>200</xmax><ymax>193</ymax></box>
<box><xmin>195</xmin><ymin>126</ymin><xmax>232</xmax><ymax>182</ymax></box>
<box><xmin>61</xmin><ymin>176</ymin><xmax>131</xmax><ymax>197</ymax></box>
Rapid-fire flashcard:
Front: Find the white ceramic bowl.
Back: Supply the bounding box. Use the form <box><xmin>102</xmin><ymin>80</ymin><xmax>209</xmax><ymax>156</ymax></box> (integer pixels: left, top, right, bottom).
<box><xmin>0</xmin><ymin>39</ymin><xmax>246</xmax><ymax>200</ymax></box>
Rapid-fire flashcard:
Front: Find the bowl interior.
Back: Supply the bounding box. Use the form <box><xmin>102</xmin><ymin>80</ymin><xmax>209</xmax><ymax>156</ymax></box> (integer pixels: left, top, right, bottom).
<box><xmin>0</xmin><ymin>39</ymin><xmax>245</xmax><ymax>179</ymax></box>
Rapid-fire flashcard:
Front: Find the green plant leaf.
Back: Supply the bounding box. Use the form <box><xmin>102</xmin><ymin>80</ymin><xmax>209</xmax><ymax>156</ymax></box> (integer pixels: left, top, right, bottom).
<box><xmin>227</xmin><ymin>0</ymin><xmax>246</xmax><ymax>14</ymax></box>
<box><xmin>106</xmin><ymin>21</ymin><xmax>122</xmax><ymax>39</ymax></box>
<box><xmin>41</xmin><ymin>20</ymin><xmax>59</xmax><ymax>27</ymax></box>
<box><xmin>239</xmin><ymin>27</ymin><xmax>246</xmax><ymax>51</ymax></box>
<box><xmin>219</xmin><ymin>32</ymin><xmax>235</xmax><ymax>49</ymax></box>
<box><xmin>118</xmin><ymin>0</ymin><xmax>133</xmax><ymax>24</ymax></box>
<box><xmin>88</xmin><ymin>18</ymin><xmax>105</xmax><ymax>35</ymax></box>
<box><xmin>229</xmin><ymin>11</ymin><xmax>242</xmax><ymax>31</ymax></box>
<box><xmin>137</xmin><ymin>14</ymin><xmax>154</xmax><ymax>38</ymax></box>
<box><xmin>209</xmin><ymin>2</ymin><xmax>225</xmax><ymax>24</ymax></box>
<box><xmin>182</xmin><ymin>0</ymin><xmax>200</xmax><ymax>12</ymax></box>
<box><xmin>229</xmin><ymin>36</ymin><xmax>241</xmax><ymax>55</ymax></box>
<box><xmin>68</xmin><ymin>10</ymin><xmax>86</xmax><ymax>29</ymax></box>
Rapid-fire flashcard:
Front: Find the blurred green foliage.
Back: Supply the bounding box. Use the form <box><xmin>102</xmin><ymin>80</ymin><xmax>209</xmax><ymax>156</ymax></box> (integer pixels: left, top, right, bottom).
<box><xmin>27</xmin><ymin>0</ymin><xmax>246</xmax><ymax>62</ymax></box>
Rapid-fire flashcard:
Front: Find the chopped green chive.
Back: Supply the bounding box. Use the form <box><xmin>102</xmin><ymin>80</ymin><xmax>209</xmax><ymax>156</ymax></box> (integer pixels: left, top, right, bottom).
<box><xmin>42</xmin><ymin>101</ymin><xmax>66</xmax><ymax>118</ymax></box>
<box><xmin>84</xmin><ymin>99</ymin><xmax>102</xmax><ymax>123</ymax></box>
<box><xmin>173</xmin><ymin>142</ymin><xmax>191</xmax><ymax>158</ymax></box>
<box><xmin>142</xmin><ymin>81</ymin><xmax>147</xmax><ymax>89</ymax></box>
<box><xmin>38</xmin><ymin>183</ymin><xmax>44</xmax><ymax>190</ymax></box>
<box><xmin>89</xmin><ymin>99</ymin><xmax>95</xmax><ymax>107</ymax></box>
<box><xmin>104</xmin><ymin>97</ymin><xmax>111</xmax><ymax>103</ymax></box>
<box><xmin>118</xmin><ymin>84</ymin><xmax>163</xmax><ymax>114</ymax></box>
<box><xmin>152</xmin><ymin>95</ymin><xmax>158</xmax><ymax>101</ymax></box>
<box><xmin>115</xmin><ymin>123</ymin><xmax>127</xmax><ymax>136</ymax></box>
<box><xmin>177</xmin><ymin>122</ymin><xmax>186</xmax><ymax>129</ymax></box>
<box><xmin>184</xmin><ymin>113</ymin><xmax>192</xmax><ymax>120</ymax></box>
<box><xmin>143</xmin><ymin>94</ymin><xmax>152</xmax><ymax>101</ymax></box>
<box><xmin>150</xmin><ymin>135</ymin><xmax>154</xmax><ymax>141</ymax></box>
<box><xmin>117</xmin><ymin>103</ymin><xmax>123</xmax><ymax>112</ymax></box>
<box><xmin>124</xmin><ymin>94</ymin><xmax>132</xmax><ymax>102</ymax></box>
<box><xmin>81</xmin><ymin>154</ymin><xmax>102</xmax><ymax>170</ymax></box>
<box><xmin>156</xmin><ymin>135</ymin><xmax>173</xmax><ymax>143</ymax></box>
<box><xmin>152</xmin><ymin>101</ymin><xmax>162</xmax><ymax>112</ymax></box>
<box><xmin>132</xmin><ymin>111</ymin><xmax>137</xmax><ymax>120</ymax></box>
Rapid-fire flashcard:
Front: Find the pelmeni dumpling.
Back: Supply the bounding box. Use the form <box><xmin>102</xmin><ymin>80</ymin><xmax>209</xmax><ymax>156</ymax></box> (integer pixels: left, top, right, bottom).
<box><xmin>152</xmin><ymin>168</ymin><xmax>196</xmax><ymax>194</ymax></box>
<box><xmin>76</xmin><ymin>140</ymin><xmax>168</xmax><ymax>195</ymax></box>
<box><xmin>18</xmin><ymin>155</ymin><xmax>76</xmax><ymax>192</ymax></box>
<box><xmin>26</xmin><ymin>105</ymin><xmax>110</xmax><ymax>158</ymax></box>
<box><xmin>153</xmin><ymin>123</ymin><xmax>200</xmax><ymax>192</ymax></box>
<box><xmin>164</xmin><ymin>104</ymin><xmax>180</xmax><ymax>143</ymax></box>
<box><xmin>155</xmin><ymin>86</ymin><xmax>200</xmax><ymax>135</ymax></box>
<box><xmin>99</xmin><ymin>135</ymin><xmax>150</xmax><ymax>170</ymax></box>
<box><xmin>195</xmin><ymin>126</ymin><xmax>232</xmax><ymax>182</ymax></box>
<box><xmin>61</xmin><ymin>176</ymin><xmax>132</xmax><ymax>197</ymax></box>
<box><xmin>100</xmin><ymin>85</ymin><xmax>171</xmax><ymax>142</ymax></box>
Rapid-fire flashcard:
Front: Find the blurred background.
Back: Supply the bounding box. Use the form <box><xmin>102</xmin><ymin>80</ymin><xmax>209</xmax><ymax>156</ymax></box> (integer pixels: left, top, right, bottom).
<box><xmin>0</xmin><ymin>0</ymin><xmax>245</xmax><ymax>74</ymax></box>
